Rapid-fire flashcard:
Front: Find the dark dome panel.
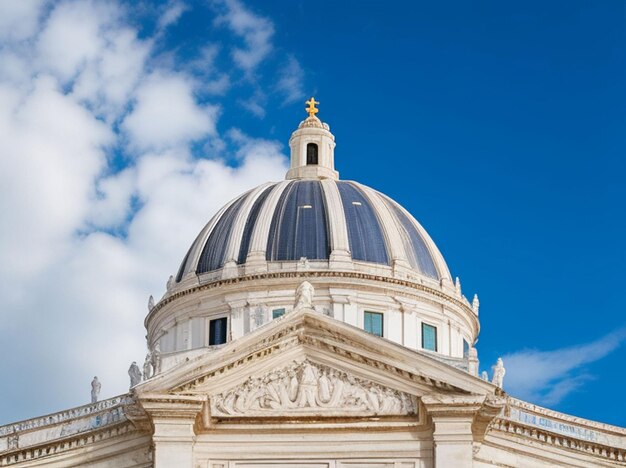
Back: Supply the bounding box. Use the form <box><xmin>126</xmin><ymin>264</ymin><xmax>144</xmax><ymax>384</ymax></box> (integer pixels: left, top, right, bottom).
<box><xmin>237</xmin><ymin>185</ymin><xmax>275</xmax><ymax>264</ymax></box>
<box><xmin>385</xmin><ymin>198</ymin><xmax>439</xmax><ymax>279</ymax></box>
<box><xmin>266</xmin><ymin>181</ymin><xmax>330</xmax><ymax>261</ymax></box>
<box><xmin>197</xmin><ymin>193</ymin><xmax>249</xmax><ymax>274</ymax></box>
<box><xmin>337</xmin><ymin>181</ymin><xmax>389</xmax><ymax>265</ymax></box>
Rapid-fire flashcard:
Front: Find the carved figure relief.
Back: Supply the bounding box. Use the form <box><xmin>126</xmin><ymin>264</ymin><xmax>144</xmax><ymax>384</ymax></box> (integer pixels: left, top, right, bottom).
<box><xmin>211</xmin><ymin>360</ymin><xmax>416</xmax><ymax>417</ymax></box>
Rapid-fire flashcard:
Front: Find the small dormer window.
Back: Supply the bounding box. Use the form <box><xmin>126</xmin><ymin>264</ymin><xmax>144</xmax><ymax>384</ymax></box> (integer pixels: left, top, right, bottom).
<box><xmin>306</xmin><ymin>143</ymin><xmax>318</xmax><ymax>165</ymax></box>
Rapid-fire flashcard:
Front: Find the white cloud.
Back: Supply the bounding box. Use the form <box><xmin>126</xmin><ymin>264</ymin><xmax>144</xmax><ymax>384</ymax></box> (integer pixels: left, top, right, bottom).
<box><xmin>214</xmin><ymin>0</ymin><xmax>274</xmax><ymax>73</ymax></box>
<box><xmin>0</xmin><ymin>75</ymin><xmax>112</xmax><ymax>284</ymax></box>
<box><xmin>122</xmin><ymin>73</ymin><xmax>219</xmax><ymax>152</ymax></box>
<box><xmin>276</xmin><ymin>55</ymin><xmax>305</xmax><ymax>104</ymax></box>
<box><xmin>157</xmin><ymin>0</ymin><xmax>188</xmax><ymax>33</ymax></box>
<box><xmin>239</xmin><ymin>89</ymin><xmax>267</xmax><ymax>118</ymax></box>
<box><xmin>72</xmin><ymin>27</ymin><xmax>151</xmax><ymax>120</ymax></box>
<box><xmin>88</xmin><ymin>168</ymin><xmax>137</xmax><ymax>230</ymax></box>
<box><xmin>0</xmin><ymin>0</ymin><xmax>46</xmax><ymax>42</ymax></box>
<box><xmin>502</xmin><ymin>329</ymin><xmax>626</xmax><ymax>406</ymax></box>
<box><xmin>37</xmin><ymin>0</ymin><xmax>115</xmax><ymax>83</ymax></box>
<box><xmin>0</xmin><ymin>0</ymin><xmax>293</xmax><ymax>423</ymax></box>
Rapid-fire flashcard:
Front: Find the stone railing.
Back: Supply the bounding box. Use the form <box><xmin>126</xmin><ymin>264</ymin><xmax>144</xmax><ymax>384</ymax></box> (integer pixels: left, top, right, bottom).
<box><xmin>491</xmin><ymin>397</ymin><xmax>626</xmax><ymax>462</ymax></box>
<box><xmin>505</xmin><ymin>397</ymin><xmax>626</xmax><ymax>447</ymax></box>
<box><xmin>0</xmin><ymin>395</ymin><xmax>131</xmax><ymax>453</ymax></box>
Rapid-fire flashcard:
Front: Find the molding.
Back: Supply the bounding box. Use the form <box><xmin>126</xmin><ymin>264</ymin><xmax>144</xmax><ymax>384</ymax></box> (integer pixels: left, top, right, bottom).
<box><xmin>147</xmin><ymin>270</ymin><xmax>477</xmax><ymax>331</ymax></box>
<box><xmin>166</xmin><ymin>316</ymin><xmax>471</xmax><ymax>396</ymax></box>
<box><xmin>137</xmin><ymin>309</ymin><xmax>495</xmax><ymax>401</ymax></box>
<box><xmin>139</xmin><ymin>394</ymin><xmax>206</xmax><ymax>420</ymax></box>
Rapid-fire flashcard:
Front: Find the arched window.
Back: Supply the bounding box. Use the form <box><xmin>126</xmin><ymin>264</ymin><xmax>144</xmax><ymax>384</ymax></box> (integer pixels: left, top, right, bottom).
<box><xmin>306</xmin><ymin>143</ymin><xmax>318</xmax><ymax>165</ymax></box>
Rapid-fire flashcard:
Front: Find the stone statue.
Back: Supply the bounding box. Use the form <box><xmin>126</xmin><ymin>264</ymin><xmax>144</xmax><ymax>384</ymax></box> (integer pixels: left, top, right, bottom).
<box><xmin>128</xmin><ymin>362</ymin><xmax>142</xmax><ymax>388</ymax></box>
<box><xmin>294</xmin><ymin>281</ymin><xmax>314</xmax><ymax>310</ymax></box>
<box><xmin>166</xmin><ymin>275</ymin><xmax>174</xmax><ymax>291</ymax></box>
<box><xmin>143</xmin><ymin>353</ymin><xmax>152</xmax><ymax>380</ymax></box>
<box><xmin>150</xmin><ymin>342</ymin><xmax>161</xmax><ymax>376</ymax></box>
<box><xmin>492</xmin><ymin>357</ymin><xmax>506</xmax><ymax>388</ymax></box>
<box><xmin>91</xmin><ymin>376</ymin><xmax>101</xmax><ymax>403</ymax></box>
<box><xmin>148</xmin><ymin>295</ymin><xmax>155</xmax><ymax>311</ymax></box>
<box><xmin>472</xmin><ymin>294</ymin><xmax>480</xmax><ymax>314</ymax></box>
<box><xmin>481</xmin><ymin>370</ymin><xmax>489</xmax><ymax>381</ymax></box>
<box><xmin>455</xmin><ymin>277</ymin><xmax>462</xmax><ymax>295</ymax></box>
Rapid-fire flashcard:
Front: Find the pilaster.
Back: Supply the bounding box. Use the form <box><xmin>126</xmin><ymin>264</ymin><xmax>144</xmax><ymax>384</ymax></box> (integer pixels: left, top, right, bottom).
<box><xmin>140</xmin><ymin>394</ymin><xmax>205</xmax><ymax>468</ymax></box>
<box><xmin>421</xmin><ymin>394</ymin><xmax>484</xmax><ymax>468</ymax></box>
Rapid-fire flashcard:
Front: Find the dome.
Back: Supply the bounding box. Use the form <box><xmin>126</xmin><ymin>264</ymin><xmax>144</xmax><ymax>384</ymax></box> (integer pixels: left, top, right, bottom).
<box><xmin>148</xmin><ymin>99</ymin><xmax>476</xmax><ymax>366</ymax></box>
<box><xmin>175</xmin><ymin>179</ymin><xmax>451</xmax><ymax>283</ymax></box>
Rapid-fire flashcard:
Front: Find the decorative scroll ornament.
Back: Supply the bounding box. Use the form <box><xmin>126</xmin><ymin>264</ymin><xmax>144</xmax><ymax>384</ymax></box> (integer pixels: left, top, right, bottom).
<box><xmin>211</xmin><ymin>360</ymin><xmax>416</xmax><ymax>417</ymax></box>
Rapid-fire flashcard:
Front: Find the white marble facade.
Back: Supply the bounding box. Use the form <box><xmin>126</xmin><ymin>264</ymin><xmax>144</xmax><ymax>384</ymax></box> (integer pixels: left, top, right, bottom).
<box><xmin>2</xmin><ymin>104</ymin><xmax>625</xmax><ymax>467</ymax></box>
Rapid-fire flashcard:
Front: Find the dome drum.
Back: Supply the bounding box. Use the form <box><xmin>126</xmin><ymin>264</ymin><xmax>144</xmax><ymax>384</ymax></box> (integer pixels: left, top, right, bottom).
<box><xmin>147</xmin><ymin>271</ymin><xmax>479</xmax><ymax>375</ymax></box>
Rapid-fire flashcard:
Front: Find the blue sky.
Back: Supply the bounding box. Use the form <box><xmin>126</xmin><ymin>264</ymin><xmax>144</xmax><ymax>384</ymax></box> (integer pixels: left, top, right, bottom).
<box><xmin>0</xmin><ymin>0</ymin><xmax>624</xmax><ymax>427</ymax></box>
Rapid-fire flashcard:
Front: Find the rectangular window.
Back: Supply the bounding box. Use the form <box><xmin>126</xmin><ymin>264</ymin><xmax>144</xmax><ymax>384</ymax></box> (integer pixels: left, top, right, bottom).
<box><xmin>364</xmin><ymin>311</ymin><xmax>383</xmax><ymax>337</ymax></box>
<box><xmin>422</xmin><ymin>323</ymin><xmax>437</xmax><ymax>351</ymax></box>
<box><xmin>209</xmin><ymin>317</ymin><xmax>228</xmax><ymax>345</ymax></box>
<box><xmin>272</xmin><ymin>308</ymin><xmax>286</xmax><ymax>319</ymax></box>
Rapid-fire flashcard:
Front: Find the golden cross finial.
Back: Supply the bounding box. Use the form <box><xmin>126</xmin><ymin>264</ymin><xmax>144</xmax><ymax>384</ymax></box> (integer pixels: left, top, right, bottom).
<box><xmin>305</xmin><ymin>97</ymin><xmax>319</xmax><ymax>117</ymax></box>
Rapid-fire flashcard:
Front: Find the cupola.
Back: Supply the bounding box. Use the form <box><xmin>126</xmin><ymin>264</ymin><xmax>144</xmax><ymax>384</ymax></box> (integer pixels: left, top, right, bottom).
<box><xmin>285</xmin><ymin>97</ymin><xmax>338</xmax><ymax>180</ymax></box>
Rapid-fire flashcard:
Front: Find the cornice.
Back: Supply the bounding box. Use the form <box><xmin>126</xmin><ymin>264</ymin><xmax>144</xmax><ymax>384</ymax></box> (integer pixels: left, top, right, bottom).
<box><xmin>151</xmin><ymin>310</ymin><xmax>490</xmax><ymax>397</ymax></box>
<box><xmin>146</xmin><ymin>270</ymin><xmax>478</xmax><ymax>330</ymax></box>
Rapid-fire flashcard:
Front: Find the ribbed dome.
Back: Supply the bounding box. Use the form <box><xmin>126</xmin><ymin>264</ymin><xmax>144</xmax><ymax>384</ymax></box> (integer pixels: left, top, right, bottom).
<box><xmin>175</xmin><ymin>179</ymin><xmax>451</xmax><ymax>283</ymax></box>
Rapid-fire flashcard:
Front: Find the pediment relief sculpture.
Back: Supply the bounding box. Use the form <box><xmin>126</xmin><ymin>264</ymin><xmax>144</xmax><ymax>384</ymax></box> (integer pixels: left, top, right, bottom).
<box><xmin>211</xmin><ymin>360</ymin><xmax>417</xmax><ymax>417</ymax></box>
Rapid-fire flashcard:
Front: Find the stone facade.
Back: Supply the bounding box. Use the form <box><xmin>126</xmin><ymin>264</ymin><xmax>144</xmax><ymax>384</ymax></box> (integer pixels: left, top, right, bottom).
<box><xmin>3</xmin><ymin>104</ymin><xmax>624</xmax><ymax>467</ymax></box>
<box><xmin>2</xmin><ymin>308</ymin><xmax>625</xmax><ymax>467</ymax></box>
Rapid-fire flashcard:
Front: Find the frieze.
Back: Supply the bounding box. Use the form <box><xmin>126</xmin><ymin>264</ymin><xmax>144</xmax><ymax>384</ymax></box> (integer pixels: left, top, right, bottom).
<box><xmin>211</xmin><ymin>360</ymin><xmax>417</xmax><ymax>417</ymax></box>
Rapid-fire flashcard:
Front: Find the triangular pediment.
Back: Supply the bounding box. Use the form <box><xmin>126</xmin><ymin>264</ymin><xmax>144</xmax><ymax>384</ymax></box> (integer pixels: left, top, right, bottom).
<box><xmin>136</xmin><ymin>308</ymin><xmax>496</xmax><ymax>408</ymax></box>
